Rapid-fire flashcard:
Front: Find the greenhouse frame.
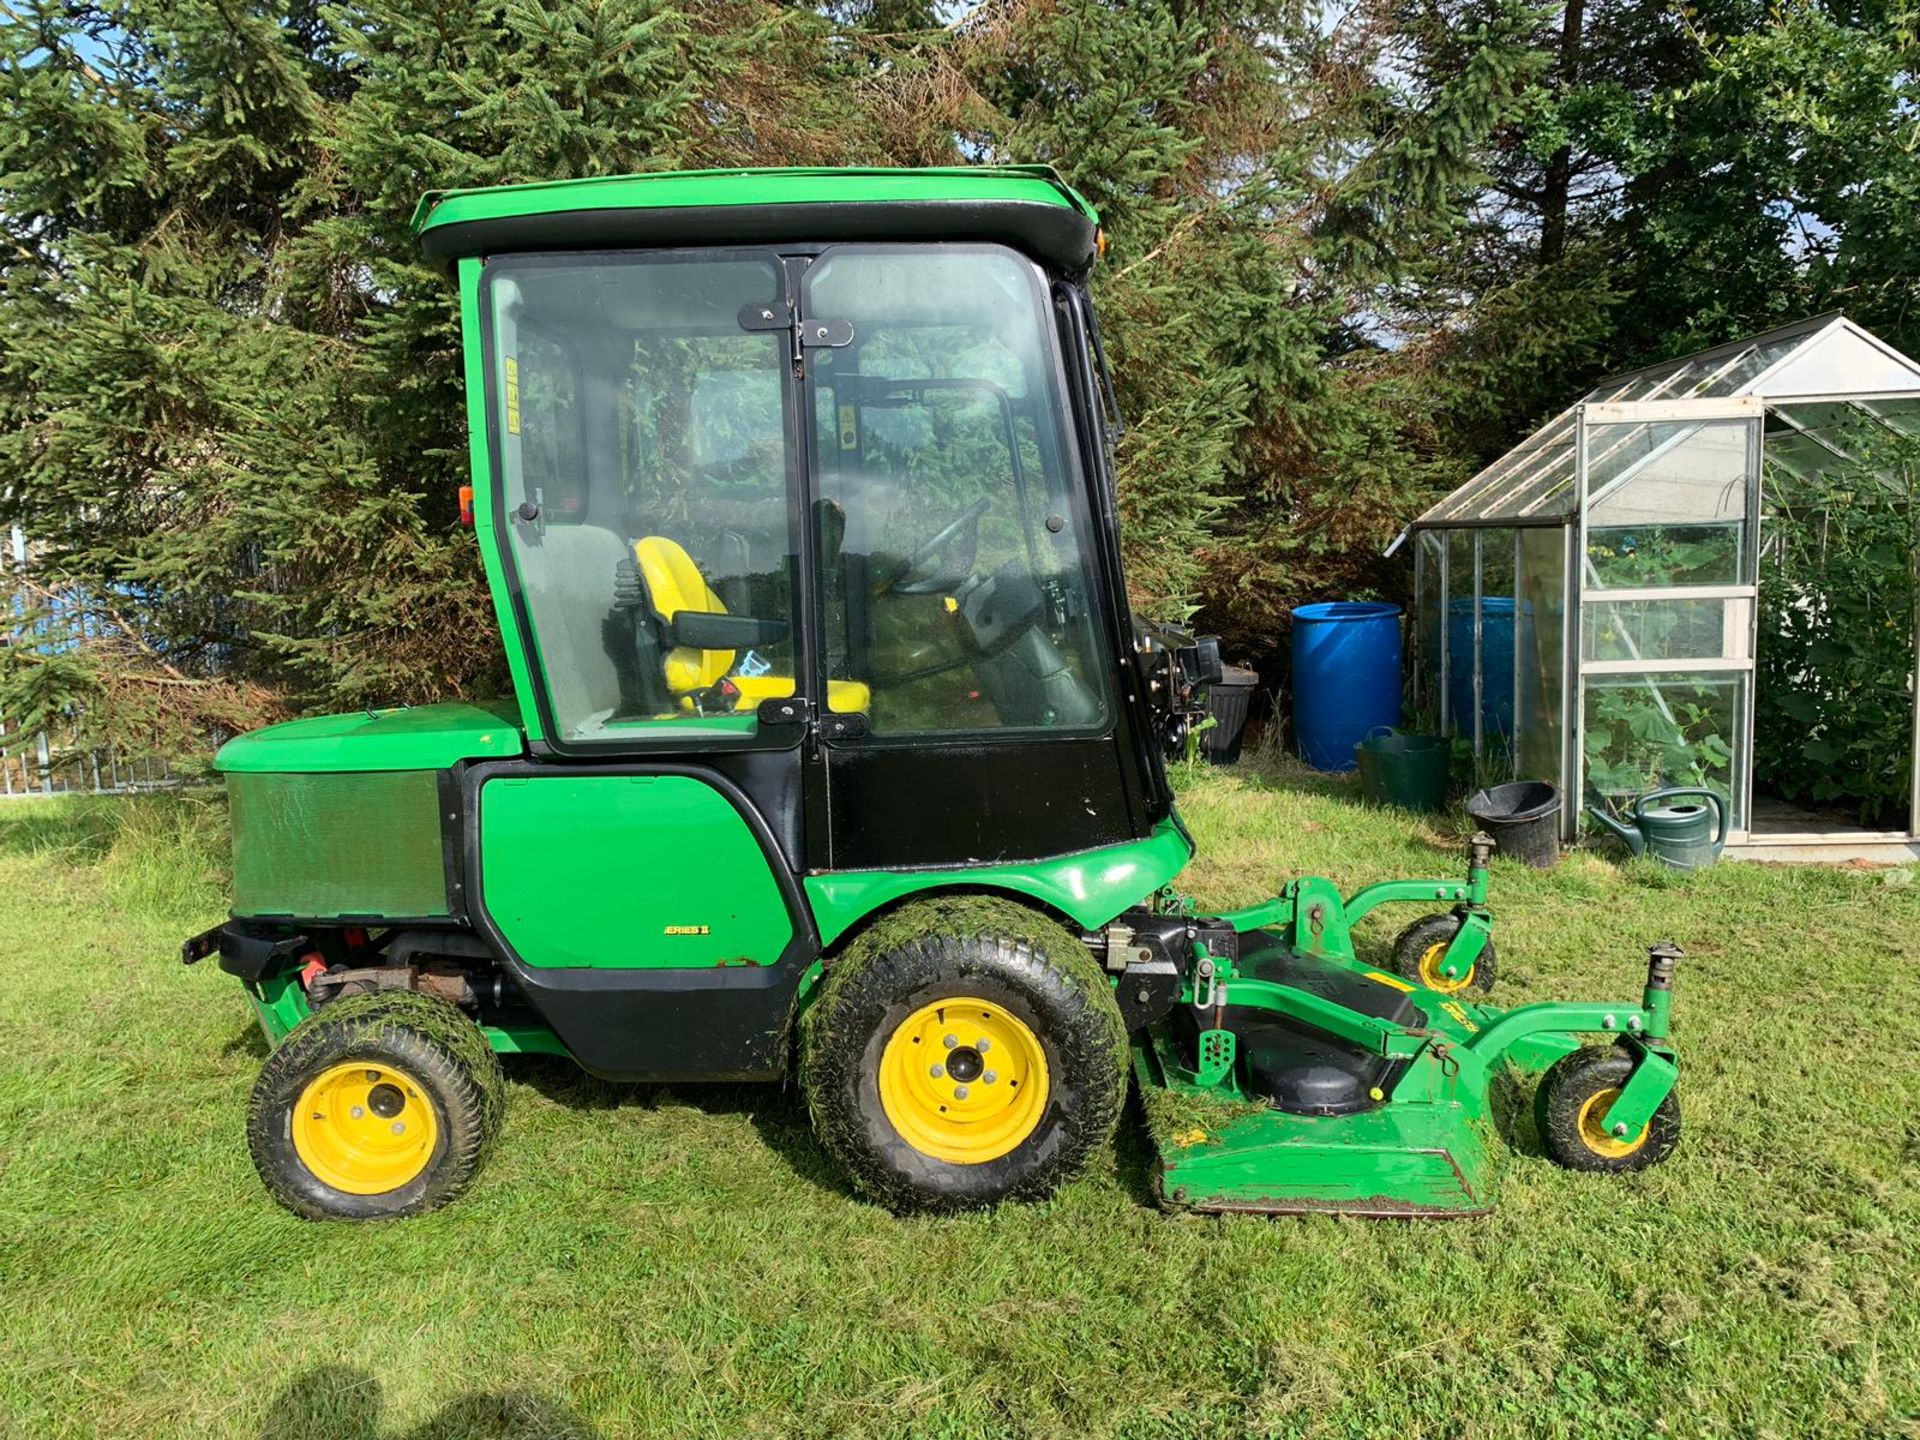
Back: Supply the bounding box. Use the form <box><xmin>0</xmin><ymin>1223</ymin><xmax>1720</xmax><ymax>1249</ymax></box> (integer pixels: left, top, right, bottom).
<box><xmin>1395</xmin><ymin>314</ymin><xmax>1920</xmax><ymax>859</ymax></box>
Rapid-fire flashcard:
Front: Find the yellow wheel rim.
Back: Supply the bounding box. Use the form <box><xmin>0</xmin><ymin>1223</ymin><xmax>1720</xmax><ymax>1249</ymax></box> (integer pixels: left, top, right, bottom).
<box><xmin>1416</xmin><ymin>940</ymin><xmax>1475</xmax><ymax>994</ymax></box>
<box><xmin>291</xmin><ymin>1062</ymin><xmax>440</xmax><ymax>1195</ymax></box>
<box><xmin>1575</xmin><ymin>1086</ymin><xmax>1649</xmax><ymax>1159</ymax></box>
<box><xmin>877</xmin><ymin>996</ymin><xmax>1049</xmax><ymax>1165</ymax></box>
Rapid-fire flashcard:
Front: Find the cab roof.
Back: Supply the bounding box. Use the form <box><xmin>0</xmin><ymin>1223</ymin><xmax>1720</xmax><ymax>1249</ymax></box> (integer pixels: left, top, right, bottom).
<box><xmin>411</xmin><ymin>165</ymin><xmax>1102</xmax><ymax>279</ymax></box>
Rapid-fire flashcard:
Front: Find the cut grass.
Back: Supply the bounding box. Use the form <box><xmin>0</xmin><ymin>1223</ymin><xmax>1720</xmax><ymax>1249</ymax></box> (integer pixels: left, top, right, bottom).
<box><xmin>2</xmin><ymin>763</ymin><xmax>1919</xmax><ymax>1439</ymax></box>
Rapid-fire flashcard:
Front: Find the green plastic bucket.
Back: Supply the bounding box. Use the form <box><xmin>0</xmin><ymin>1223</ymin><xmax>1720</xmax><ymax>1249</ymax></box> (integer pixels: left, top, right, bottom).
<box><xmin>1354</xmin><ymin>728</ymin><xmax>1449</xmax><ymax>813</ymax></box>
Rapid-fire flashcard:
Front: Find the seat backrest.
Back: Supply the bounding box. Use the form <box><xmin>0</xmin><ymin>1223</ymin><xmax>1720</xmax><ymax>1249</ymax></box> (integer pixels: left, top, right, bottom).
<box><xmin>633</xmin><ymin>536</ymin><xmax>733</xmax><ymax>693</ymax></box>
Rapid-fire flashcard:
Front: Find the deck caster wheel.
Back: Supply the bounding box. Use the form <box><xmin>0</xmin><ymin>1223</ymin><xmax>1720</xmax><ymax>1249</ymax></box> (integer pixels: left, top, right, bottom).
<box><xmin>1535</xmin><ymin>1046</ymin><xmax>1679</xmax><ymax>1173</ymax></box>
<box><xmin>800</xmin><ymin>898</ymin><xmax>1128</xmax><ymax>1213</ymax></box>
<box><xmin>1391</xmin><ymin>913</ymin><xmax>1496</xmax><ymax>995</ymax></box>
<box><xmin>247</xmin><ymin>990</ymin><xmax>505</xmax><ymax>1220</ymax></box>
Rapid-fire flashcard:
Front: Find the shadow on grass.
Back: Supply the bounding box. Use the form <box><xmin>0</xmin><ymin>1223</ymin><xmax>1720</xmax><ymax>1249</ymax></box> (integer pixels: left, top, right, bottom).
<box><xmin>0</xmin><ymin>795</ymin><xmax>122</xmax><ymax>862</ymax></box>
<box><xmin>222</xmin><ymin>1022</ymin><xmax>271</xmax><ymax>1060</ymax></box>
<box><xmin>506</xmin><ymin>1055</ymin><xmax>862</xmax><ymax>1201</ymax></box>
<box><xmin>262</xmin><ymin>1365</ymin><xmax>603</xmax><ymax>1440</ymax></box>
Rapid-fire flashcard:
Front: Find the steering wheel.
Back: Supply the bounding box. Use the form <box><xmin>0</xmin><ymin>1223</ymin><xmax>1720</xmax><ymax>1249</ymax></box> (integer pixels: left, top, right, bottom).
<box><xmin>871</xmin><ymin>497</ymin><xmax>991</xmax><ymax>597</ymax></box>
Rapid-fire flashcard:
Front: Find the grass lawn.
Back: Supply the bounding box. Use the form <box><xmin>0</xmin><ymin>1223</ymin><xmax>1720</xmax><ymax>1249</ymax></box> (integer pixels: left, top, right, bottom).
<box><xmin>2</xmin><ymin>760</ymin><xmax>1918</xmax><ymax>1439</ymax></box>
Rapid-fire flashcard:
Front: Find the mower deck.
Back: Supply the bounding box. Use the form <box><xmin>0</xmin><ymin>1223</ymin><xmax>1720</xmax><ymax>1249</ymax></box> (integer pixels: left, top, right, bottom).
<box><xmin>1136</xmin><ymin>937</ymin><xmax>1504</xmax><ymax>1217</ymax></box>
<box><xmin>1130</xmin><ymin>864</ymin><xmax>1682</xmax><ymax>1218</ymax></box>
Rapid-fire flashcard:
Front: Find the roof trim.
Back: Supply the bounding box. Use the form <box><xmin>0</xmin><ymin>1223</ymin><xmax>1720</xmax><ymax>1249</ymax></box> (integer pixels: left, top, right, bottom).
<box><xmin>411</xmin><ymin>166</ymin><xmax>1102</xmax><ymax>278</ymax></box>
<box><xmin>417</xmin><ymin>197</ymin><xmax>1099</xmax><ymax>279</ymax></box>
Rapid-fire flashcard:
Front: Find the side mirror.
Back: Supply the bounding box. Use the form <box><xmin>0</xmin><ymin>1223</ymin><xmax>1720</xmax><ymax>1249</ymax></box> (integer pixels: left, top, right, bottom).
<box><xmin>670</xmin><ymin>611</ymin><xmax>790</xmax><ymax>651</ymax></box>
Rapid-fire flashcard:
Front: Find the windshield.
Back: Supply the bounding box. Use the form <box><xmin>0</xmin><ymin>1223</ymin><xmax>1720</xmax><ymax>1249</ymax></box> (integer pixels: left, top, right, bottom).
<box><xmin>482</xmin><ymin>244</ymin><xmax>1114</xmax><ymax>745</ymax></box>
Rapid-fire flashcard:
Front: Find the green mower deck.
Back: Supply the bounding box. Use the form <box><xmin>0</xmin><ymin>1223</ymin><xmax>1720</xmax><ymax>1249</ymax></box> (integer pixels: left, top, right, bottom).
<box><xmin>1132</xmin><ymin>860</ymin><xmax>1682</xmax><ymax>1217</ymax></box>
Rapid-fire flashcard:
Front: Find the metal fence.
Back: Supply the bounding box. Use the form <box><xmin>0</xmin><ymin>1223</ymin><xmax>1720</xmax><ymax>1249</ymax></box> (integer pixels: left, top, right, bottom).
<box><xmin>0</xmin><ymin>719</ymin><xmax>179</xmax><ymax>798</ymax></box>
<box><xmin>3</xmin><ymin>527</ymin><xmax>185</xmax><ymax>798</ymax></box>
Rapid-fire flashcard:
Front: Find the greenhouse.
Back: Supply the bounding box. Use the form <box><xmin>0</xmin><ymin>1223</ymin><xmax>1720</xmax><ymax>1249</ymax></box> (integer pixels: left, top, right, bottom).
<box><xmin>1396</xmin><ymin>314</ymin><xmax>1920</xmax><ymax>858</ymax></box>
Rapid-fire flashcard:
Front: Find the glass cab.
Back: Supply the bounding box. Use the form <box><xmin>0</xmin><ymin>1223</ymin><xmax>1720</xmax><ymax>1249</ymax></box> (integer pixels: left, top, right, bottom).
<box><xmin>485</xmin><ymin>245</ymin><xmax>1115</xmax><ymax>745</ymax></box>
<box><xmin>478</xmin><ymin>242</ymin><xmax>1156</xmax><ymax>867</ymax></box>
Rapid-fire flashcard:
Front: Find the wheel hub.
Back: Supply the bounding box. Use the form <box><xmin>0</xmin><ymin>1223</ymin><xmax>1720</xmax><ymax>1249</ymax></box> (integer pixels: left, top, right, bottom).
<box><xmin>877</xmin><ymin>998</ymin><xmax>1049</xmax><ymax>1164</ymax></box>
<box><xmin>1575</xmin><ymin>1085</ymin><xmax>1648</xmax><ymax>1158</ymax></box>
<box><xmin>291</xmin><ymin>1061</ymin><xmax>440</xmax><ymax>1195</ymax></box>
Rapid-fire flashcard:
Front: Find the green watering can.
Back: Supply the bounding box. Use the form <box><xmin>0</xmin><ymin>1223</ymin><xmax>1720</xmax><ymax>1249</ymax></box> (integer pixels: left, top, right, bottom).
<box><xmin>1588</xmin><ymin>787</ymin><xmax>1728</xmax><ymax>871</ymax></box>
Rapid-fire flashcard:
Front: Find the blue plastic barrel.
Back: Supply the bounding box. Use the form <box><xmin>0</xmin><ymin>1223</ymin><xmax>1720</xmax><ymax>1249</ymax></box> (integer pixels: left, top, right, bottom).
<box><xmin>1446</xmin><ymin>597</ymin><xmax>1515</xmax><ymax>740</ymax></box>
<box><xmin>1291</xmin><ymin>602</ymin><xmax>1403</xmax><ymax>772</ymax></box>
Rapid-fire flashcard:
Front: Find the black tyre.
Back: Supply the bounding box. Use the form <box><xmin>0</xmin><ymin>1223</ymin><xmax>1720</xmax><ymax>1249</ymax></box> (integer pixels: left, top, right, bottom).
<box><xmin>247</xmin><ymin>990</ymin><xmax>506</xmax><ymax>1220</ymax></box>
<box><xmin>1391</xmin><ymin>912</ymin><xmax>1497</xmax><ymax>995</ymax></box>
<box><xmin>1535</xmin><ymin>1046</ymin><xmax>1680</xmax><ymax>1173</ymax></box>
<box><xmin>799</xmin><ymin>897</ymin><xmax>1128</xmax><ymax>1213</ymax></box>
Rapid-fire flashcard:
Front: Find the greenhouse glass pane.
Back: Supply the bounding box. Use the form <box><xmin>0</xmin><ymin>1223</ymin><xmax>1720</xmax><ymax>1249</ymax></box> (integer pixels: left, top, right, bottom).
<box><xmin>1584</xmin><ymin>419</ymin><xmax>1754</xmax><ymax>588</ymax></box>
<box><xmin>1704</xmin><ymin>336</ymin><xmax>1800</xmax><ymax>395</ymax></box>
<box><xmin>1444</xmin><ymin>530</ymin><xmax>1474</xmax><ymax>736</ymax></box>
<box><xmin>1583</xmin><ymin>671</ymin><xmax>1745</xmax><ymax>830</ymax></box>
<box><xmin>1434</xmin><ymin>412</ymin><xmax>1579</xmax><ymax>521</ymax></box>
<box><xmin>1859</xmin><ymin>397</ymin><xmax>1920</xmax><ymax>436</ymax></box>
<box><xmin>1502</xmin><ymin>446</ymin><xmax>1578</xmax><ymax>516</ymax></box>
<box><xmin>1478</xmin><ymin>530</ymin><xmax>1517</xmax><ymax>754</ymax></box>
<box><xmin>1582</xmin><ymin>599</ymin><xmax>1736</xmax><ymax>661</ymax></box>
<box><xmin>1414</xmin><ymin>531</ymin><xmax>1443</xmax><ymax>721</ymax></box>
<box><xmin>1516</xmin><ymin>529</ymin><xmax>1565</xmax><ymax>787</ymax></box>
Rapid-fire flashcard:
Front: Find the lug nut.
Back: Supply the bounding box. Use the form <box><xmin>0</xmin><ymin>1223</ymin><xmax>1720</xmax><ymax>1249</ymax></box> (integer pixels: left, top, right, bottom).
<box><xmin>943</xmin><ymin>1035</ymin><xmax>958</xmax><ymax>1050</ymax></box>
<box><xmin>953</xmin><ymin>1085</ymin><xmax>970</xmax><ymax>1100</ymax></box>
<box><xmin>350</xmin><ymin>1106</ymin><xmax>365</xmax><ymax>1120</ymax></box>
<box><xmin>391</xmin><ymin>1122</ymin><xmax>406</xmax><ymax>1135</ymax></box>
<box><xmin>929</xmin><ymin>1064</ymin><xmax>945</xmax><ymax>1079</ymax></box>
<box><xmin>1611</xmin><ymin>1122</ymin><xmax>1630</xmax><ymax>1138</ymax></box>
<box><xmin>983</xmin><ymin>1070</ymin><xmax>998</xmax><ymax>1085</ymax></box>
<box><xmin>977</xmin><ymin>1039</ymin><xmax>991</xmax><ymax>1053</ymax></box>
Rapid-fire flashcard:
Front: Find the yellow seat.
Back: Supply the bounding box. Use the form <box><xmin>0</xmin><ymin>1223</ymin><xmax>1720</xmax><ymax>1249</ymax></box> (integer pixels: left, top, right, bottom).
<box><xmin>632</xmin><ymin>536</ymin><xmax>870</xmax><ymax>715</ymax></box>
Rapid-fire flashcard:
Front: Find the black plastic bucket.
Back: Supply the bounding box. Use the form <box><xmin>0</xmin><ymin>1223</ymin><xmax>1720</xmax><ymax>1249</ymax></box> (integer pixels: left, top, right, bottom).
<box><xmin>1201</xmin><ymin>665</ymin><xmax>1260</xmax><ymax>764</ymax></box>
<box><xmin>1354</xmin><ymin>728</ymin><xmax>1449</xmax><ymax>812</ymax></box>
<box><xmin>1466</xmin><ymin>780</ymin><xmax>1562</xmax><ymax>868</ymax></box>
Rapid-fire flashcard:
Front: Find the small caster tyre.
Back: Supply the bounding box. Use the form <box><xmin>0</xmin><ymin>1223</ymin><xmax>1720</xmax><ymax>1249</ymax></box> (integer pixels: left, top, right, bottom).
<box><xmin>1392</xmin><ymin>913</ymin><xmax>1496</xmax><ymax>995</ymax></box>
<box><xmin>248</xmin><ymin>990</ymin><xmax>506</xmax><ymax>1220</ymax></box>
<box><xmin>1535</xmin><ymin>1046</ymin><xmax>1679</xmax><ymax>1173</ymax></box>
<box><xmin>800</xmin><ymin>897</ymin><xmax>1128</xmax><ymax>1213</ymax></box>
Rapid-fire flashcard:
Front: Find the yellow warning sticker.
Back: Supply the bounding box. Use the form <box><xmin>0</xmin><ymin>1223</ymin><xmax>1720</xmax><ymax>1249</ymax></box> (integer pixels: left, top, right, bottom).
<box><xmin>504</xmin><ymin>356</ymin><xmax>521</xmax><ymax>435</ymax></box>
<box><xmin>1365</xmin><ymin>970</ymin><xmax>1415</xmax><ymax>993</ymax></box>
<box><xmin>838</xmin><ymin>403</ymin><xmax>858</xmax><ymax>450</ymax></box>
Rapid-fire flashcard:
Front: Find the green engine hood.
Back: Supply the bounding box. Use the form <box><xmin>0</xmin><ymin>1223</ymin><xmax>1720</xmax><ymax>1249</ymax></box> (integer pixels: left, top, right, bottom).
<box><xmin>216</xmin><ymin>700</ymin><xmax>526</xmax><ymax>774</ymax></box>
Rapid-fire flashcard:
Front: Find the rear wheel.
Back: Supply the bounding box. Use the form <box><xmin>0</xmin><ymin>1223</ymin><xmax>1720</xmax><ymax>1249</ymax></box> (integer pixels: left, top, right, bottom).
<box><xmin>1391</xmin><ymin>912</ymin><xmax>1496</xmax><ymax>995</ymax></box>
<box><xmin>247</xmin><ymin>990</ymin><xmax>505</xmax><ymax>1220</ymax></box>
<box><xmin>800</xmin><ymin>897</ymin><xmax>1128</xmax><ymax>1212</ymax></box>
<box><xmin>1535</xmin><ymin>1046</ymin><xmax>1680</xmax><ymax>1173</ymax></box>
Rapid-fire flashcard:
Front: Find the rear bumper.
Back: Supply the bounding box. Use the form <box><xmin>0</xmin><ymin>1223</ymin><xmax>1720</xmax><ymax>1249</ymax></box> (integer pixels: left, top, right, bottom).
<box><xmin>180</xmin><ymin>921</ymin><xmax>310</xmax><ymax>984</ymax></box>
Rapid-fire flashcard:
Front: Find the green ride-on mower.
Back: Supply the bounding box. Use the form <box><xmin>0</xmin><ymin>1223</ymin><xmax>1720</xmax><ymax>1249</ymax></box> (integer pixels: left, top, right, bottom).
<box><xmin>183</xmin><ymin>166</ymin><xmax>1681</xmax><ymax>1221</ymax></box>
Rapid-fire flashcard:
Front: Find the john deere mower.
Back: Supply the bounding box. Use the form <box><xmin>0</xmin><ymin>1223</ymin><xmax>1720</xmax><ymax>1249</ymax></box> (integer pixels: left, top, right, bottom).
<box><xmin>183</xmin><ymin>166</ymin><xmax>1680</xmax><ymax>1220</ymax></box>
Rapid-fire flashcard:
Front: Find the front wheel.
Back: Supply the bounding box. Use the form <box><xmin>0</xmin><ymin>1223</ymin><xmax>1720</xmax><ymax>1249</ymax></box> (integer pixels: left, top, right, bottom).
<box><xmin>1535</xmin><ymin>1046</ymin><xmax>1680</xmax><ymax>1173</ymax></box>
<box><xmin>1391</xmin><ymin>912</ymin><xmax>1496</xmax><ymax>995</ymax></box>
<box><xmin>800</xmin><ymin>897</ymin><xmax>1128</xmax><ymax>1213</ymax></box>
<box><xmin>247</xmin><ymin>990</ymin><xmax>505</xmax><ymax>1220</ymax></box>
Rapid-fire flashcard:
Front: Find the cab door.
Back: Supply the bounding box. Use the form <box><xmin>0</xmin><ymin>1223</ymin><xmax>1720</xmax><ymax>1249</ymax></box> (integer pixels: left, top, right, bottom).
<box><xmin>797</xmin><ymin>244</ymin><xmax>1153</xmax><ymax>869</ymax></box>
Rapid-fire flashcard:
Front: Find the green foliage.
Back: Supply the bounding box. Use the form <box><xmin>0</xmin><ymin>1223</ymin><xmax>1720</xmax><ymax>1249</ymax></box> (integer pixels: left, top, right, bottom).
<box><xmin>0</xmin><ymin>0</ymin><xmax>1916</xmax><ymax>753</ymax></box>
<box><xmin>1755</xmin><ymin>437</ymin><xmax>1920</xmax><ymax>826</ymax></box>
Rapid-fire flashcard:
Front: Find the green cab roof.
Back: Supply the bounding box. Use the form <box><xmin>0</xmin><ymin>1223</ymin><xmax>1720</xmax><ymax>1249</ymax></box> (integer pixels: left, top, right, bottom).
<box><xmin>410</xmin><ymin>165</ymin><xmax>1101</xmax><ymax>278</ymax></box>
<box><xmin>216</xmin><ymin>699</ymin><xmax>526</xmax><ymax>774</ymax></box>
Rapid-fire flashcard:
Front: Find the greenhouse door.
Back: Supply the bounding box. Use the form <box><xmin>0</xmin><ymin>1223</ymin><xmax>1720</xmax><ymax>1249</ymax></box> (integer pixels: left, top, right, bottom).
<box><xmin>1575</xmin><ymin>400</ymin><xmax>1762</xmax><ymax>839</ymax></box>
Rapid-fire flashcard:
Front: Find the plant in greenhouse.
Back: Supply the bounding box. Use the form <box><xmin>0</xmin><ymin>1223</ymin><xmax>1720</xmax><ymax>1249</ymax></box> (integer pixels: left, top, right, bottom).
<box><xmin>1754</xmin><ymin>439</ymin><xmax>1920</xmax><ymax>827</ymax></box>
<box><xmin>1585</xmin><ymin>682</ymin><xmax>1734</xmax><ymax>812</ymax></box>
